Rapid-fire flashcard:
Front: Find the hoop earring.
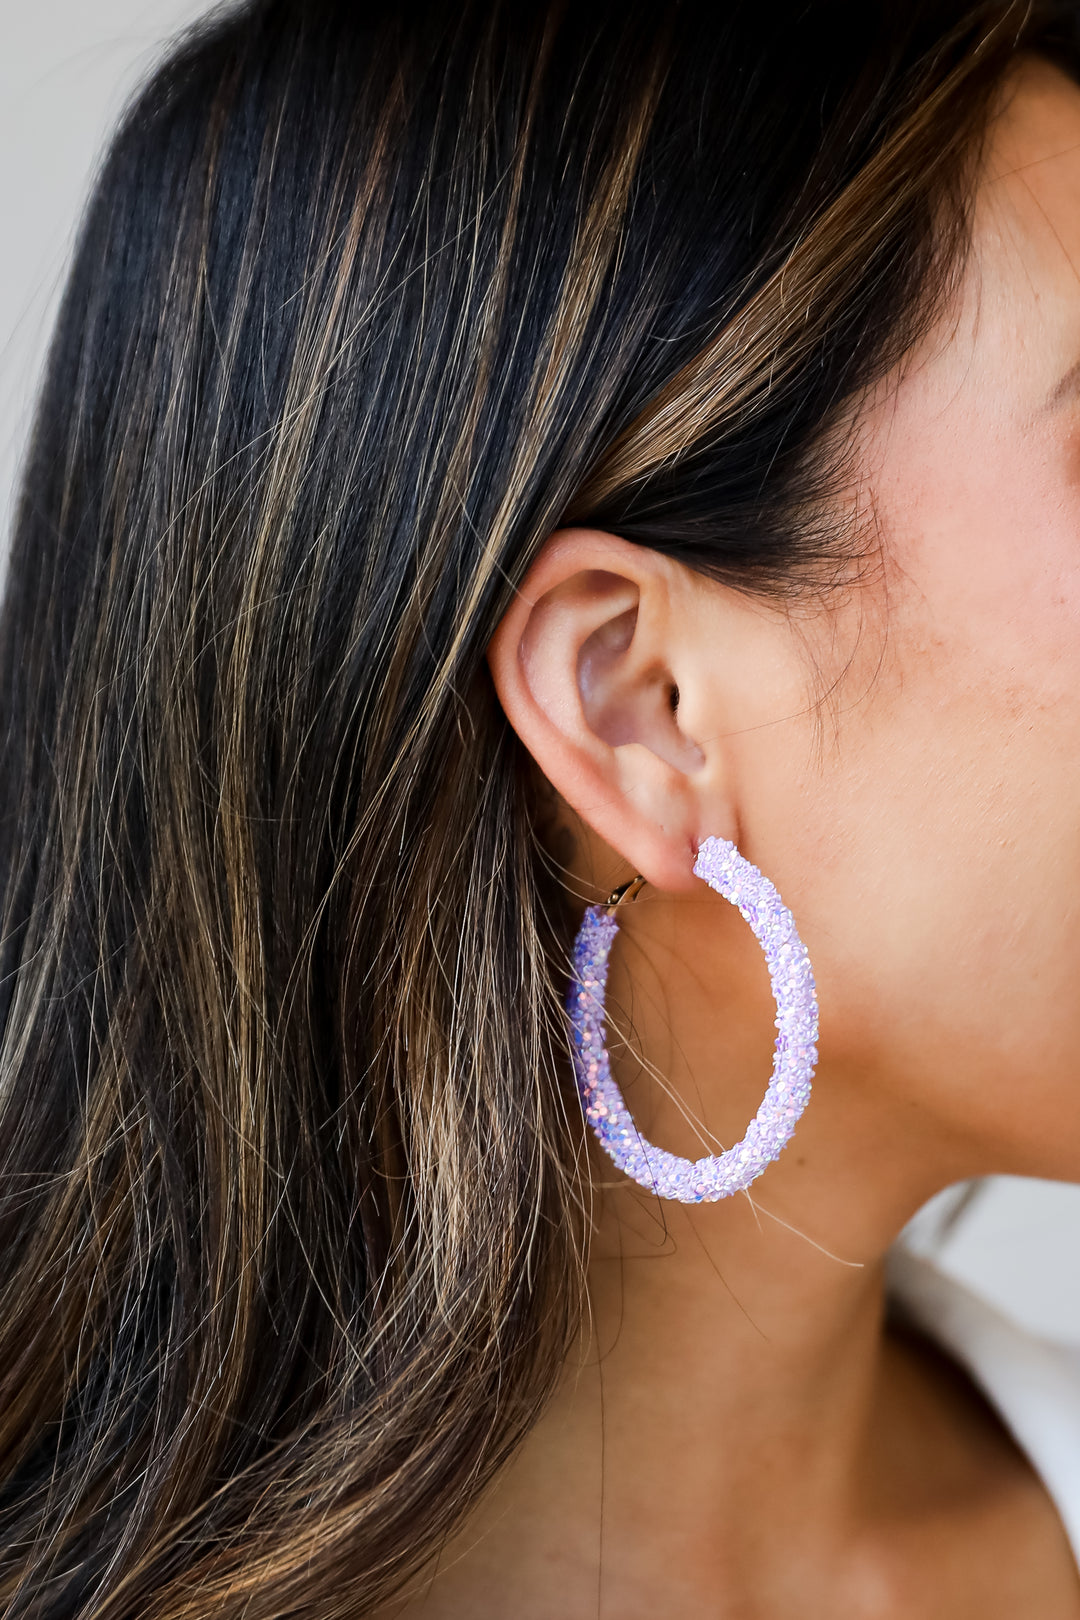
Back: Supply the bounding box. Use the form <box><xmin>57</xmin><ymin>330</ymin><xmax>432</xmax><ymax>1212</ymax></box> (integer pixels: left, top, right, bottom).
<box><xmin>567</xmin><ymin>836</ymin><xmax>818</xmax><ymax>1202</ymax></box>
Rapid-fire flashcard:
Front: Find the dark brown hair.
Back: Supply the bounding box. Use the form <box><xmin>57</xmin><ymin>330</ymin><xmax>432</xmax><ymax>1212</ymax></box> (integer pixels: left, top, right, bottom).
<box><xmin>0</xmin><ymin>1</ymin><xmax>1059</xmax><ymax>1613</ymax></box>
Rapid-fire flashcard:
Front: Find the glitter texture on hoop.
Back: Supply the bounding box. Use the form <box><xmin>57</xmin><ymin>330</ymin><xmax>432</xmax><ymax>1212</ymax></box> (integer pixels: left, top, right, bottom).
<box><xmin>567</xmin><ymin>835</ymin><xmax>818</xmax><ymax>1202</ymax></box>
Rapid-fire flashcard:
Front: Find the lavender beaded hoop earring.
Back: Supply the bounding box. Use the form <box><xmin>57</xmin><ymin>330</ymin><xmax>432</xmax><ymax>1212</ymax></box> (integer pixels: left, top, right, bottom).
<box><xmin>567</xmin><ymin>835</ymin><xmax>818</xmax><ymax>1202</ymax></box>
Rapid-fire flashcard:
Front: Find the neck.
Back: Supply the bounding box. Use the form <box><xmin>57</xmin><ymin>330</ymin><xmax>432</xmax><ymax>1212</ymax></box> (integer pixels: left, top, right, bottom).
<box><xmin>400</xmin><ymin>883</ymin><xmax>991</xmax><ymax>1618</ymax></box>
<box><xmin>576</xmin><ymin>1179</ymin><xmax>908</xmax><ymax>1592</ymax></box>
<box><xmin>405</xmin><ymin>1156</ymin><xmax>973</xmax><ymax>1619</ymax></box>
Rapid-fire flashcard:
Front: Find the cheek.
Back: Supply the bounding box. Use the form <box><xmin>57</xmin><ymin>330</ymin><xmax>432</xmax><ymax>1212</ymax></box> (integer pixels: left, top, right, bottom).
<box><xmin>773</xmin><ymin>420</ymin><xmax>1080</xmax><ymax>1169</ymax></box>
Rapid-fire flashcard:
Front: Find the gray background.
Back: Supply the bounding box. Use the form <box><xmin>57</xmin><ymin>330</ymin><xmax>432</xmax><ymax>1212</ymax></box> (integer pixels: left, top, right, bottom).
<box><xmin>4</xmin><ymin>0</ymin><xmax>1080</xmax><ymax>1343</ymax></box>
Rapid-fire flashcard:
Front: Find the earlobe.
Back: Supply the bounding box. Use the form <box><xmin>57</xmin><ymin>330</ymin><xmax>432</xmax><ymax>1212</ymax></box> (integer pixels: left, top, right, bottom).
<box><xmin>487</xmin><ymin>529</ymin><xmax>725</xmax><ymax>892</ymax></box>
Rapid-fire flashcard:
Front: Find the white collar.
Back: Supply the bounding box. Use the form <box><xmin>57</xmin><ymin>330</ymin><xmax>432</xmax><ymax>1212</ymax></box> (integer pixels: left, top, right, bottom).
<box><xmin>888</xmin><ymin>1243</ymin><xmax>1080</xmax><ymax>1567</ymax></box>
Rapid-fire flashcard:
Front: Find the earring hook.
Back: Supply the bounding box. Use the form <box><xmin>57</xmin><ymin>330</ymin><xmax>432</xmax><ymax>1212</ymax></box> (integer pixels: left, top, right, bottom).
<box><xmin>605</xmin><ymin>874</ymin><xmax>646</xmax><ymax>910</ymax></box>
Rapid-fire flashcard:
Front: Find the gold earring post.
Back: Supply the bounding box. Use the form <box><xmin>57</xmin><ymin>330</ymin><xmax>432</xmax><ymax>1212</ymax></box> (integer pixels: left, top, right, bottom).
<box><xmin>605</xmin><ymin>874</ymin><xmax>646</xmax><ymax>910</ymax></box>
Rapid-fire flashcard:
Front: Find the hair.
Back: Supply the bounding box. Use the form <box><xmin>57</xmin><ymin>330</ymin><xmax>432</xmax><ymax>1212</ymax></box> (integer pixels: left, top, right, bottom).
<box><xmin>0</xmin><ymin>0</ymin><xmax>1067</xmax><ymax>1613</ymax></box>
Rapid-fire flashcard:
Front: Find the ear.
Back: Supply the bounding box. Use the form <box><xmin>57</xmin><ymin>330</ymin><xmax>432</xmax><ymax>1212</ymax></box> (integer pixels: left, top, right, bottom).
<box><xmin>487</xmin><ymin>529</ymin><xmax>736</xmax><ymax>892</ymax></box>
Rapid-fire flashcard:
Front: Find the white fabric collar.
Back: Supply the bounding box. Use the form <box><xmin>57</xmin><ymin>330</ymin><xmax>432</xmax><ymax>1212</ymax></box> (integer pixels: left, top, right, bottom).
<box><xmin>888</xmin><ymin>1243</ymin><xmax>1080</xmax><ymax>1567</ymax></box>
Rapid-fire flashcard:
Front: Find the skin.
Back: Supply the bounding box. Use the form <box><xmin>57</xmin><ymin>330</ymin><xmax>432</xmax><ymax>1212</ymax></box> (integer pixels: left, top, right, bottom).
<box><xmin>379</xmin><ymin>57</ymin><xmax>1080</xmax><ymax>1619</ymax></box>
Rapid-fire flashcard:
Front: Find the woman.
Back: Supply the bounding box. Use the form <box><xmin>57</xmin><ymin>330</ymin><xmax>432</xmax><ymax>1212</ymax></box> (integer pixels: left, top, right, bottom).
<box><xmin>2</xmin><ymin>0</ymin><xmax>1080</xmax><ymax>1613</ymax></box>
